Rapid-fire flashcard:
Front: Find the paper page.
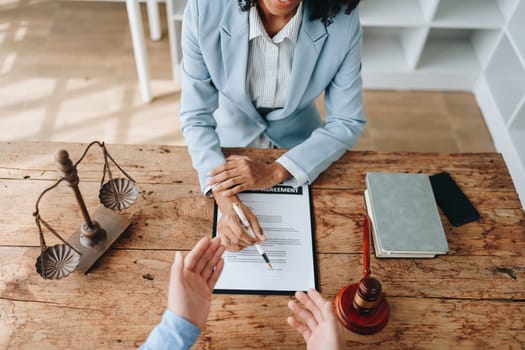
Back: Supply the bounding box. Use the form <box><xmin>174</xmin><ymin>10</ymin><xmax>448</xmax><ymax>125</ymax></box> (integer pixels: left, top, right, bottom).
<box><xmin>213</xmin><ymin>185</ymin><xmax>317</xmax><ymax>294</ymax></box>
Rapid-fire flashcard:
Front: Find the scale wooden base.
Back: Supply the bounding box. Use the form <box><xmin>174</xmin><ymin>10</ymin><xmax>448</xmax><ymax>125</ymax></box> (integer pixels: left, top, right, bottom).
<box><xmin>66</xmin><ymin>206</ymin><xmax>130</xmax><ymax>274</ymax></box>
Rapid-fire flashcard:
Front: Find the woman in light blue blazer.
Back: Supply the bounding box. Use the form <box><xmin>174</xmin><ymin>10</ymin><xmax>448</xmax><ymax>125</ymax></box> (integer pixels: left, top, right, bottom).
<box><xmin>180</xmin><ymin>0</ymin><xmax>364</xmax><ymax>251</ymax></box>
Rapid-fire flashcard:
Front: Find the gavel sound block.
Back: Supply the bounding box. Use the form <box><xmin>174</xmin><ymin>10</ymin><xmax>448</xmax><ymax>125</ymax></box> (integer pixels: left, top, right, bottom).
<box><xmin>334</xmin><ymin>276</ymin><xmax>390</xmax><ymax>334</ymax></box>
<box><xmin>334</xmin><ymin>217</ymin><xmax>390</xmax><ymax>334</ymax></box>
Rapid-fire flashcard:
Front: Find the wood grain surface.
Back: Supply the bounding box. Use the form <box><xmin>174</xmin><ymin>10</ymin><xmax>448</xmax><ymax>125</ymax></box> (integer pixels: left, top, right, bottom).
<box><xmin>1</xmin><ymin>142</ymin><xmax>524</xmax><ymax>349</ymax></box>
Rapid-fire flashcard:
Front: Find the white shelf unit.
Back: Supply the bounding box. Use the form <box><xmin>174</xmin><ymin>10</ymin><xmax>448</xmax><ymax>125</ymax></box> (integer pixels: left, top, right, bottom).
<box><xmin>432</xmin><ymin>0</ymin><xmax>505</xmax><ymax>29</ymax></box>
<box><xmin>485</xmin><ymin>34</ymin><xmax>525</xmax><ymax>121</ymax></box>
<box><xmin>359</xmin><ymin>0</ymin><xmax>429</xmax><ymax>26</ymax></box>
<box><xmin>362</xmin><ymin>27</ymin><xmax>427</xmax><ymax>72</ymax></box>
<box><xmin>360</xmin><ymin>0</ymin><xmax>507</xmax><ymax>90</ymax></box>
<box><xmin>474</xmin><ymin>0</ymin><xmax>525</xmax><ymax>208</ymax></box>
<box><xmin>509</xmin><ymin>103</ymin><xmax>525</xmax><ymax>167</ymax></box>
<box><xmin>361</xmin><ymin>0</ymin><xmax>525</xmax><ymax>208</ymax></box>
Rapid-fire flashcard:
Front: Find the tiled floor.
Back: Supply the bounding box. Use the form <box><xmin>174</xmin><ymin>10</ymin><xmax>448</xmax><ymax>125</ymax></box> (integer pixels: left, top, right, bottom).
<box><xmin>0</xmin><ymin>1</ymin><xmax>496</xmax><ymax>153</ymax></box>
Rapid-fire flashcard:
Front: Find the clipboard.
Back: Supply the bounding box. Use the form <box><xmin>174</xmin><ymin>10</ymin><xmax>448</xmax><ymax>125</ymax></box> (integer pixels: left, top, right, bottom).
<box><xmin>212</xmin><ymin>185</ymin><xmax>318</xmax><ymax>295</ymax></box>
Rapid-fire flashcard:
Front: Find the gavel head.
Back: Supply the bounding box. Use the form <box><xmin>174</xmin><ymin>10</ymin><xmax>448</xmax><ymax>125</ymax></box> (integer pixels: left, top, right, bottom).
<box><xmin>334</xmin><ymin>276</ymin><xmax>390</xmax><ymax>335</ymax></box>
<box><xmin>353</xmin><ymin>277</ymin><xmax>382</xmax><ymax>313</ymax></box>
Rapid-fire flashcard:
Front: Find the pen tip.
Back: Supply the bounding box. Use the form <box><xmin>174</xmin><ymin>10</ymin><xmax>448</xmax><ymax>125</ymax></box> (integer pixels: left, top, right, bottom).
<box><xmin>268</xmin><ymin>263</ymin><xmax>273</xmax><ymax>270</ymax></box>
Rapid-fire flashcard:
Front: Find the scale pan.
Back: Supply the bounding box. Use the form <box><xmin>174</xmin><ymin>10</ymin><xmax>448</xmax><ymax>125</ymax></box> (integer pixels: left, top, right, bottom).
<box><xmin>35</xmin><ymin>244</ymin><xmax>80</xmax><ymax>279</ymax></box>
<box><xmin>99</xmin><ymin>178</ymin><xmax>138</xmax><ymax>211</ymax></box>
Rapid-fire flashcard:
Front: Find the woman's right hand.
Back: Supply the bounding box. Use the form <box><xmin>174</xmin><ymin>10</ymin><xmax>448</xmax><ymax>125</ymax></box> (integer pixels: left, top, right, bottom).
<box><xmin>213</xmin><ymin>188</ymin><xmax>266</xmax><ymax>252</ymax></box>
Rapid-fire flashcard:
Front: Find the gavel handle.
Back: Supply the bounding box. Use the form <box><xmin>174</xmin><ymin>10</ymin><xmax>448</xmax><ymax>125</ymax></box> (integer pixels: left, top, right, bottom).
<box><xmin>363</xmin><ymin>216</ymin><xmax>371</xmax><ymax>278</ymax></box>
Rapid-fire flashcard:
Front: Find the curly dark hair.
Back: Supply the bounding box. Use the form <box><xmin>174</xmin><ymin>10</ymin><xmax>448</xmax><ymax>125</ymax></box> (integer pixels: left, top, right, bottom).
<box><xmin>238</xmin><ymin>0</ymin><xmax>361</xmax><ymax>26</ymax></box>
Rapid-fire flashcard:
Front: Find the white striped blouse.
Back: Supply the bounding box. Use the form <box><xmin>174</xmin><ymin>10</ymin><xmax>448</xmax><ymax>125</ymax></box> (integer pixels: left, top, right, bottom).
<box><xmin>245</xmin><ymin>2</ymin><xmax>308</xmax><ymax>187</ymax></box>
<box><xmin>247</xmin><ymin>2</ymin><xmax>303</xmax><ymax>109</ymax></box>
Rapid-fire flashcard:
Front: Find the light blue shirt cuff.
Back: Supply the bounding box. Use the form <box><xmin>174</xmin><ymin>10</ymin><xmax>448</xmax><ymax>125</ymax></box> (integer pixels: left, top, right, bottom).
<box><xmin>139</xmin><ymin>309</ymin><xmax>201</xmax><ymax>350</ymax></box>
<box><xmin>276</xmin><ymin>155</ymin><xmax>309</xmax><ymax>187</ymax></box>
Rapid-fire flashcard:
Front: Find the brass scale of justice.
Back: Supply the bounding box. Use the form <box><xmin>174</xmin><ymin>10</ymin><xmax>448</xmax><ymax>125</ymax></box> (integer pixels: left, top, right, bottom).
<box><xmin>33</xmin><ymin>142</ymin><xmax>390</xmax><ymax>334</ymax></box>
<box><xmin>33</xmin><ymin>141</ymin><xmax>139</xmax><ymax>279</ymax></box>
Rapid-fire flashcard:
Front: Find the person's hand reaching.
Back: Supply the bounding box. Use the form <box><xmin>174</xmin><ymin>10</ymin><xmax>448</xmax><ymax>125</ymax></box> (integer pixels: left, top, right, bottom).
<box><xmin>167</xmin><ymin>237</ymin><xmax>225</xmax><ymax>328</ymax></box>
<box><xmin>287</xmin><ymin>289</ymin><xmax>344</xmax><ymax>350</ymax></box>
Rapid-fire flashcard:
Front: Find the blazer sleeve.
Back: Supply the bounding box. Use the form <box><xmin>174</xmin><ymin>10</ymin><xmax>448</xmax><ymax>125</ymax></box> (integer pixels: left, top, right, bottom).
<box><xmin>277</xmin><ymin>9</ymin><xmax>365</xmax><ymax>185</ymax></box>
<box><xmin>179</xmin><ymin>0</ymin><xmax>226</xmax><ymax>193</ymax></box>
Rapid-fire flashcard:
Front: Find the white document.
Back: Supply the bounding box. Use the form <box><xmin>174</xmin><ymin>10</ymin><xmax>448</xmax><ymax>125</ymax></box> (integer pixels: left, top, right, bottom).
<box><xmin>213</xmin><ymin>185</ymin><xmax>317</xmax><ymax>294</ymax></box>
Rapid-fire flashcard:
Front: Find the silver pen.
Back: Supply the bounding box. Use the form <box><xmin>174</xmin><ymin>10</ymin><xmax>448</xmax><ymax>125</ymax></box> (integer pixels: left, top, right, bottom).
<box><xmin>232</xmin><ymin>202</ymin><xmax>273</xmax><ymax>270</ymax></box>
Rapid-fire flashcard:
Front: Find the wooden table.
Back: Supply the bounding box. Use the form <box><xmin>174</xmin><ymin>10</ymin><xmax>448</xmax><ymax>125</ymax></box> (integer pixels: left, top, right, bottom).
<box><xmin>1</xmin><ymin>142</ymin><xmax>524</xmax><ymax>349</ymax></box>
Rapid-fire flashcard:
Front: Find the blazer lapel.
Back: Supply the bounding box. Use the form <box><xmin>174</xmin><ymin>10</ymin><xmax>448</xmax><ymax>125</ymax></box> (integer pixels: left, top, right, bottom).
<box><xmin>277</xmin><ymin>7</ymin><xmax>328</xmax><ymax>119</ymax></box>
<box><xmin>218</xmin><ymin>4</ymin><xmax>327</xmax><ymax>121</ymax></box>
<box><xmin>219</xmin><ymin>2</ymin><xmax>260</xmax><ymax>119</ymax></box>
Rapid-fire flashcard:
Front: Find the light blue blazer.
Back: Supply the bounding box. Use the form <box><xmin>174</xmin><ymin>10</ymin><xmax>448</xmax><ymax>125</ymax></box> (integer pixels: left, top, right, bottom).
<box><xmin>180</xmin><ymin>0</ymin><xmax>365</xmax><ymax>192</ymax></box>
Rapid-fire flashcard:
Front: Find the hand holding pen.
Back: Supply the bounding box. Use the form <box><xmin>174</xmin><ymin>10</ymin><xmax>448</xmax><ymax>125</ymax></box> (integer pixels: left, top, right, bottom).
<box><xmin>232</xmin><ymin>202</ymin><xmax>273</xmax><ymax>270</ymax></box>
<box><xmin>212</xmin><ymin>191</ymin><xmax>264</xmax><ymax>251</ymax></box>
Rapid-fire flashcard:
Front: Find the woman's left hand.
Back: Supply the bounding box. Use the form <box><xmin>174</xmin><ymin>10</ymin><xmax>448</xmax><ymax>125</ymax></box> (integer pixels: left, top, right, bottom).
<box><xmin>208</xmin><ymin>155</ymin><xmax>290</xmax><ymax>196</ymax></box>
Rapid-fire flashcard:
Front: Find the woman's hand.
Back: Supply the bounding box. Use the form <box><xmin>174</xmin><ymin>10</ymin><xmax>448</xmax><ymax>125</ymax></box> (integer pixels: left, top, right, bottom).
<box><xmin>213</xmin><ymin>188</ymin><xmax>266</xmax><ymax>252</ymax></box>
<box><xmin>208</xmin><ymin>155</ymin><xmax>290</xmax><ymax>197</ymax></box>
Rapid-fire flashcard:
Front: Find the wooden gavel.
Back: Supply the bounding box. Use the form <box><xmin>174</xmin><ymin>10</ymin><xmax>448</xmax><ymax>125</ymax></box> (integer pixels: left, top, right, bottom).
<box><xmin>334</xmin><ymin>216</ymin><xmax>390</xmax><ymax>334</ymax></box>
